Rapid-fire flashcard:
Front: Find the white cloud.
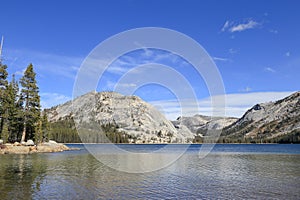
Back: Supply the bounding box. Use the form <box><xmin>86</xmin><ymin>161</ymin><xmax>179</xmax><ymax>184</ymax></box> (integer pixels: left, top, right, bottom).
<box><xmin>6</xmin><ymin>48</ymin><xmax>83</xmax><ymax>79</ymax></box>
<box><xmin>230</xmin><ymin>20</ymin><xmax>259</xmax><ymax>32</ymax></box>
<box><xmin>103</xmin><ymin>50</ymin><xmax>189</xmax><ymax>77</ymax></box>
<box><xmin>222</xmin><ymin>19</ymin><xmax>260</xmax><ymax>33</ymax></box>
<box><xmin>106</xmin><ymin>64</ymin><xmax>130</xmax><ymax>75</ymax></box>
<box><xmin>141</xmin><ymin>48</ymin><xmax>154</xmax><ymax>58</ymax></box>
<box><xmin>40</xmin><ymin>92</ymin><xmax>71</xmax><ymax>108</ymax></box>
<box><xmin>213</xmin><ymin>57</ymin><xmax>230</xmax><ymax>62</ymax></box>
<box><xmin>149</xmin><ymin>91</ymin><xmax>294</xmax><ymax>120</ymax></box>
<box><xmin>221</xmin><ymin>20</ymin><xmax>231</xmax><ymax>32</ymax></box>
<box><xmin>264</xmin><ymin>67</ymin><xmax>276</xmax><ymax>73</ymax></box>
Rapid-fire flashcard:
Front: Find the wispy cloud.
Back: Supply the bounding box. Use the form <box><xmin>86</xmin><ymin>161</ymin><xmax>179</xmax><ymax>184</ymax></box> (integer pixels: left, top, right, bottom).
<box><xmin>221</xmin><ymin>21</ymin><xmax>230</xmax><ymax>32</ymax></box>
<box><xmin>285</xmin><ymin>52</ymin><xmax>290</xmax><ymax>57</ymax></box>
<box><xmin>40</xmin><ymin>92</ymin><xmax>71</xmax><ymax>108</ymax></box>
<box><xmin>100</xmin><ymin>49</ymin><xmax>190</xmax><ymax>84</ymax></box>
<box><xmin>264</xmin><ymin>67</ymin><xmax>276</xmax><ymax>73</ymax></box>
<box><xmin>106</xmin><ymin>64</ymin><xmax>130</xmax><ymax>75</ymax></box>
<box><xmin>222</xmin><ymin>19</ymin><xmax>260</xmax><ymax>33</ymax></box>
<box><xmin>213</xmin><ymin>56</ymin><xmax>230</xmax><ymax>62</ymax></box>
<box><xmin>150</xmin><ymin>91</ymin><xmax>294</xmax><ymax>120</ymax></box>
<box><xmin>6</xmin><ymin>48</ymin><xmax>83</xmax><ymax>79</ymax></box>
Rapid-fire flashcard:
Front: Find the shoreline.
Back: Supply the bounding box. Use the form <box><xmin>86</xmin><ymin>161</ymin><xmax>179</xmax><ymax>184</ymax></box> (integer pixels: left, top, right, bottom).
<box><xmin>1</xmin><ymin>142</ymin><xmax>298</xmax><ymax>155</ymax></box>
<box><xmin>64</xmin><ymin>143</ymin><xmax>297</xmax><ymax>145</ymax></box>
<box><xmin>0</xmin><ymin>141</ymin><xmax>80</xmax><ymax>155</ymax></box>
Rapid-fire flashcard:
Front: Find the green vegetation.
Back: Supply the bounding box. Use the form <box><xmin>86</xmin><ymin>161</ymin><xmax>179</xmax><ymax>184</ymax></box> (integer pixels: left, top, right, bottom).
<box><xmin>20</xmin><ymin>64</ymin><xmax>41</xmax><ymax>143</ymax></box>
<box><xmin>0</xmin><ymin>63</ymin><xmax>47</xmax><ymax>143</ymax></box>
<box><xmin>0</xmin><ymin>61</ymin><xmax>129</xmax><ymax>144</ymax></box>
<box><xmin>48</xmin><ymin>117</ymin><xmax>129</xmax><ymax>143</ymax></box>
<box><xmin>1</xmin><ymin>61</ymin><xmax>298</xmax><ymax>144</ymax></box>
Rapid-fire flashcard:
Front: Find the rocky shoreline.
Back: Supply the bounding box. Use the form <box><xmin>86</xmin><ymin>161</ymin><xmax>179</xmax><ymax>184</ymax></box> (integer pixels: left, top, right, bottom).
<box><xmin>0</xmin><ymin>140</ymin><xmax>78</xmax><ymax>155</ymax></box>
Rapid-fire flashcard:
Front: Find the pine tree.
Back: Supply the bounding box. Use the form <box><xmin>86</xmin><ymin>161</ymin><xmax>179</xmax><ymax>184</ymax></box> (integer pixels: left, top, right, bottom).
<box><xmin>20</xmin><ymin>64</ymin><xmax>41</xmax><ymax>143</ymax></box>
<box><xmin>0</xmin><ymin>64</ymin><xmax>8</xmax><ymax>88</ymax></box>
<box><xmin>6</xmin><ymin>75</ymin><xmax>23</xmax><ymax>142</ymax></box>
<box><xmin>34</xmin><ymin>119</ymin><xmax>42</xmax><ymax>144</ymax></box>
<box><xmin>41</xmin><ymin>113</ymin><xmax>49</xmax><ymax>142</ymax></box>
<box><xmin>0</xmin><ymin>63</ymin><xmax>8</xmax><ymax>138</ymax></box>
<box><xmin>2</xmin><ymin>120</ymin><xmax>9</xmax><ymax>144</ymax></box>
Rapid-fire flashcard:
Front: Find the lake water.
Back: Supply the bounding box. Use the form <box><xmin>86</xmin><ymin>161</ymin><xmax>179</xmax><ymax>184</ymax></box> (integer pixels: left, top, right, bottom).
<box><xmin>0</xmin><ymin>144</ymin><xmax>299</xmax><ymax>199</ymax></box>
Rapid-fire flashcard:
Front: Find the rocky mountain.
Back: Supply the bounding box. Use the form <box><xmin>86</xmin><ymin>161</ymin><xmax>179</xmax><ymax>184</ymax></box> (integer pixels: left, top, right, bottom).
<box><xmin>46</xmin><ymin>91</ymin><xmax>300</xmax><ymax>144</ymax></box>
<box><xmin>46</xmin><ymin>91</ymin><xmax>194</xmax><ymax>143</ymax></box>
<box><xmin>221</xmin><ymin>91</ymin><xmax>300</xmax><ymax>143</ymax></box>
<box><xmin>171</xmin><ymin>115</ymin><xmax>238</xmax><ymax>136</ymax></box>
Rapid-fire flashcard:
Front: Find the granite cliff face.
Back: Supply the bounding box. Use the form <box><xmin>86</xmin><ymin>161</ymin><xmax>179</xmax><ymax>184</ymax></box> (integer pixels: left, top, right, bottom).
<box><xmin>172</xmin><ymin>115</ymin><xmax>237</xmax><ymax>136</ymax></box>
<box><xmin>47</xmin><ymin>92</ymin><xmax>194</xmax><ymax>143</ymax></box>
<box><xmin>221</xmin><ymin>91</ymin><xmax>300</xmax><ymax>142</ymax></box>
<box><xmin>46</xmin><ymin>91</ymin><xmax>300</xmax><ymax>143</ymax></box>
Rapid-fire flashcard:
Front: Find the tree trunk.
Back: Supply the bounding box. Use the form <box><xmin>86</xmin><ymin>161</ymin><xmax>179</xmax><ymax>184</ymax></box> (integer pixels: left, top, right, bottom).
<box><xmin>21</xmin><ymin>123</ymin><xmax>26</xmax><ymax>143</ymax></box>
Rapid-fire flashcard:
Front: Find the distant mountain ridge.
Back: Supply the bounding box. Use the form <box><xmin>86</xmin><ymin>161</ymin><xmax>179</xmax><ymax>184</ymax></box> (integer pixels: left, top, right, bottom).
<box><xmin>221</xmin><ymin>91</ymin><xmax>300</xmax><ymax>143</ymax></box>
<box><xmin>171</xmin><ymin>115</ymin><xmax>238</xmax><ymax>135</ymax></box>
<box><xmin>46</xmin><ymin>91</ymin><xmax>300</xmax><ymax>143</ymax></box>
<box><xmin>47</xmin><ymin>91</ymin><xmax>194</xmax><ymax>143</ymax></box>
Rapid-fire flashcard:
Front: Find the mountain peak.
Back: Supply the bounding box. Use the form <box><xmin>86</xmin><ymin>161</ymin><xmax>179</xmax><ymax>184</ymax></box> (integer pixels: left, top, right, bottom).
<box><xmin>47</xmin><ymin>91</ymin><xmax>194</xmax><ymax>143</ymax></box>
<box><xmin>221</xmin><ymin>91</ymin><xmax>300</xmax><ymax>142</ymax></box>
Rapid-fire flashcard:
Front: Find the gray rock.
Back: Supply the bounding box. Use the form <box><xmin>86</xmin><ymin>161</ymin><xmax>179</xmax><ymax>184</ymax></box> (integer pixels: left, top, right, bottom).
<box><xmin>25</xmin><ymin>140</ymin><xmax>35</xmax><ymax>146</ymax></box>
<box><xmin>172</xmin><ymin>114</ymin><xmax>237</xmax><ymax>134</ymax></box>
<box><xmin>0</xmin><ymin>139</ymin><xmax>3</xmax><ymax>145</ymax></box>
<box><xmin>46</xmin><ymin>92</ymin><xmax>194</xmax><ymax>143</ymax></box>
<box><xmin>223</xmin><ymin>91</ymin><xmax>300</xmax><ymax>139</ymax></box>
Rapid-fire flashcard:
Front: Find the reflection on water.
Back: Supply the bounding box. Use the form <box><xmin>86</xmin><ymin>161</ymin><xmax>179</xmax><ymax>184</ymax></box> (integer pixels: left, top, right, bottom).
<box><xmin>0</xmin><ymin>144</ymin><xmax>299</xmax><ymax>199</ymax></box>
<box><xmin>0</xmin><ymin>154</ymin><xmax>47</xmax><ymax>199</ymax></box>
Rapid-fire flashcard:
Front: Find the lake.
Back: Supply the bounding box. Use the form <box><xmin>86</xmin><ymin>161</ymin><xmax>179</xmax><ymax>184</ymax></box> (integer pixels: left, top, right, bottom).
<box><xmin>0</xmin><ymin>144</ymin><xmax>299</xmax><ymax>199</ymax></box>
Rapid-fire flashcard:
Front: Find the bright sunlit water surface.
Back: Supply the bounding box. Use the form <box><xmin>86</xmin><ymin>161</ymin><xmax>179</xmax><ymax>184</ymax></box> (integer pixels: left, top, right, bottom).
<box><xmin>0</xmin><ymin>144</ymin><xmax>299</xmax><ymax>199</ymax></box>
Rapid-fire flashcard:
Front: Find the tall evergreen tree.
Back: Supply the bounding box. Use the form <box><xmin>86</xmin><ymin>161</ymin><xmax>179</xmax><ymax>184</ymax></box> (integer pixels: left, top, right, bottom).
<box><xmin>0</xmin><ymin>64</ymin><xmax>8</xmax><ymax>88</ymax></box>
<box><xmin>41</xmin><ymin>113</ymin><xmax>49</xmax><ymax>142</ymax></box>
<box><xmin>20</xmin><ymin>64</ymin><xmax>41</xmax><ymax>143</ymax></box>
<box><xmin>6</xmin><ymin>75</ymin><xmax>23</xmax><ymax>142</ymax></box>
<box><xmin>34</xmin><ymin>113</ymin><xmax>49</xmax><ymax>144</ymax></box>
<box><xmin>2</xmin><ymin>121</ymin><xmax>9</xmax><ymax>143</ymax></box>
<box><xmin>34</xmin><ymin>119</ymin><xmax>42</xmax><ymax>144</ymax></box>
<box><xmin>0</xmin><ymin>63</ymin><xmax>8</xmax><ymax>138</ymax></box>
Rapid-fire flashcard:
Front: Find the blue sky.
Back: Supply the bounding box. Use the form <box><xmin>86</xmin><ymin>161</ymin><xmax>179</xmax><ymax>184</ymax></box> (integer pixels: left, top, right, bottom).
<box><xmin>0</xmin><ymin>0</ymin><xmax>299</xmax><ymax>119</ymax></box>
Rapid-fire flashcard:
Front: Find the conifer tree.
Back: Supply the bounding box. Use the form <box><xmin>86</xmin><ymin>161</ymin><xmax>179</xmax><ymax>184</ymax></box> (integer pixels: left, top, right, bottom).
<box><xmin>35</xmin><ymin>119</ymin><xmax>43</xmax><ymax>144</ymax></box>
<box><xmin>6</xmin><ymin>75</ymin><xmax>23</xmax><ymax>142</ymax></box>
<box><xmin>41</xmin><ymin>113</ymin><xmax>49</xmax><ymax>142</ymax></box>
<box><xmin>2</xmin><ymin>120</ymin><xmax>9</xmax><ymax>143</ymax></box>
<box><xmin>20</xmin><ymin>64</ymin><xmax>41</xmax><ymax>143</ymax></box>
<box><xmin>0</xmin><ymin>63</ymin><xmax>8</xmax><ymax>138</ymax></box>
<box><xmin>34</xmin><ymin>113</ymin><xmax>49</xmax><ymax>144</ymax></box>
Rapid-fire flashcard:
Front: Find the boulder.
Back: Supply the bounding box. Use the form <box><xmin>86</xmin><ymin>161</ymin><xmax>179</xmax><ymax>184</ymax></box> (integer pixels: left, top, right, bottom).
<box><xmin>13</xmin><ymin>142</ymin><xmax>21</xmax><ymax>146</ymax></box>
<box><xmin>25</xmin><ymin>140</ymin><xmax>35</xmax><ymax>146</ymax></box>
<box><xmin>0</xmin><ymin>139</ymin><xmax>3</xmax><ymax>145</ymax></box>
<box><xmin>48</xmin><ymin>140</ymin><xmax>58</xmax><ymax>144</ymax></box>
<box><xmin>37</xmin><ymin>143</ymin><xmax>70</xmax><ymax>152</ymax></box>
